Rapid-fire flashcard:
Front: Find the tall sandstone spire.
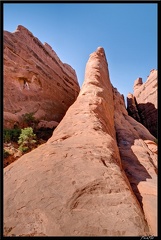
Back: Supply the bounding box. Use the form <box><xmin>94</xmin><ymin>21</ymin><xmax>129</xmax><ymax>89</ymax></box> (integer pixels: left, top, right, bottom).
<box><xmin>4</xmin><ymin>47</ymin><xmax>157</xmax><ymax>236</ymax></box>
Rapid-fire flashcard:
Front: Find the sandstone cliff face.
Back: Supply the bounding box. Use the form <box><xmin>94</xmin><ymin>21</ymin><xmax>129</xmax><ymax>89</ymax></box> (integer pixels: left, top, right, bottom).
<box><xmin>127</xmin><ymin>70</ymin><xmax>157</xmax><ymax>138</ymax></box>
<box><xmin>113</xmin><ymin>88</ymin><xmax>157</xmax><ymax>236</ymax></box>
<box><xmin>4</xmin><ymin>25</ymin><xmax>80</xmax><ymax>129</ymax></box>
<box><xmin>4</xmin><ymin>47</ymin><xmax>157</xmax><ymax>236</ymax></box>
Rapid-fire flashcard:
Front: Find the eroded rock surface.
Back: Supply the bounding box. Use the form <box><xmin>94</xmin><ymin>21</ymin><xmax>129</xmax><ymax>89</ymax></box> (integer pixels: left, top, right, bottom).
<box><xmin>114</xmin><ymin>88</ymin><xmax>157</xmax><ymax>236</ymax></box>
<box><xmin>4</xmin><ymin>25</ymin><xmax>80</xmax><ymax>129</ymax></box>
<box><xmin>127</xmin><ymin>70</ymin><xmax>157</xmax><ymax>138</ymax></box>
<box><xmin>4</xmin><ymin>47</ymin><xmax>157</xmax><ymax>236</ymax></box>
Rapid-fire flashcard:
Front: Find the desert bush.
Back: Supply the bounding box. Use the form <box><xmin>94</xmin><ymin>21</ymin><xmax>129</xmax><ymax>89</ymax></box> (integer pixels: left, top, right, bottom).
<box><xmin>3</xmin><ymin>129</ymin><xmax>21</xmax><ymax>142</ymax></box>
<box><xmin>22</xmin><ymin>112</ymin><xmax>38</xmax><ymax>128</ymax></box>
<box><xmin>3</xmin><ymin>130</ymin><xmax>11</xmax><ymax>143</ymax></box>
<box><xmin>3</xmin><ymin>149</ymin><xmax>10</xmax><ymax>158</ymax></box>
<box><xmin>18</xmin><ymin>127</ymin><xmax>37</xmax><ymax>152</ymax></box>
<box><xmin>18</xmin><ymin>145</ymin><xmax>29</xmax><ymax>153</ymax></box>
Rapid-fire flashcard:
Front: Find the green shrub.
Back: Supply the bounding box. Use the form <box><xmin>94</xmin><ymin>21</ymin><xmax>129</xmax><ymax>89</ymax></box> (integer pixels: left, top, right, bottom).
<box><xmin>11</xmin><ymin>129</ymin><xmax>21</xmax><ymax>141</ymax></box>
<box><xmin>18</xmin><ymin>146</ymin><xmax>29</xmax><ymax>153</ymax></box>
<box><xmin>18</xmin><ymin>127</ymin><xmax>37</xmax><ymax>152</ymax></box>
<box><xmin>3</xmin><ymin>130</ymin><xmax>11</xmax><ymax>142</ymax></box>
<box><xmin>3</xmin><ymin>129</ymin><xmax>21</xmax><ymax>142</ymax></box>
<box><xmin>3</xmin><ymin>149</ymin><xmax>10</xmax><ymax>158</ymax></box>
<box><xmin>22</xmin><ymin>112</ymin><xmax>38</xmax><ymax>128</ymax></box>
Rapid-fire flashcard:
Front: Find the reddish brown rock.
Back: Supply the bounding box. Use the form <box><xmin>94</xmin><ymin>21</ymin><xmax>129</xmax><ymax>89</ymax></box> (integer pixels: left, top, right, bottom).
<box><xmin>127</xmin><ymin>93</ymin><xmax>141</xmax><ymax>122</ymax></box>
<box><xmin>133</xmin><ymin>77</ymin><xmax>143</xmax><ymax>91</ymax></box>
<box><xmin>4</xmin><ymin>47</ymin><xmax>153</xmax><ymax>237</ymax></box>
<box><xmin>4</xmin><ymin>25</ymin><xmax>80</xmax><ymax>129</ymax></box>
<box><xmin>127</xmin><ymin>70</ymin><xmax>157</xmax><ymax>138</ymax></box>
<box><xmin>114</xmin><ymin>88</ymin><xmax>157</xmax><ymax>236</ymax></box>
<box><xmin>37</xmin><ymin>120</ymin><xmax>59</xmax><ymax>129</ymax></box>
<box><xmin>4</xmin><ymin>47</ymin><xmax>158</xmax><ymax>236</ymax></box>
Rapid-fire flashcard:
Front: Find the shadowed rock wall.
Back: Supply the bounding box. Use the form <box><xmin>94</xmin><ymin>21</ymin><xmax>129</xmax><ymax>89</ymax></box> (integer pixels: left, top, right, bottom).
<box><xmin>127</xmin><ymin>70</ymin><xmax>157</xmax><ymax>138</ymax></box>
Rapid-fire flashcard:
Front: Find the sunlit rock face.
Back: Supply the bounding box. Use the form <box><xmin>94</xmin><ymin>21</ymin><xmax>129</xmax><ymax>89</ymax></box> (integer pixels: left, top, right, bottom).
<box><xmin>127</xmin><ymin>70</ymin><xmax>157</xmax><ymax>138</ymax></box>
<box><xmin>4</xmin><ymin>25</ymin><xmax>80</xmax><ymax>129</ymax></box>
<box><xmin>114</xmin><ymin>87</ymin><xmax>157</xmax><ymax>236</ymax></box>
<box><xmin>4</xmin><ymin>47</ymin><xmax>157</xmax><ymax>236</ymax></box>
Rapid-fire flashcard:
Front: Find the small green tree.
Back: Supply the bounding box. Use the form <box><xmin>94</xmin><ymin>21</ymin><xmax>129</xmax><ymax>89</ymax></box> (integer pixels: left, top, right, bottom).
<box><xmin>18</xmin><ymin>127</ymin><xmax>37</xmax><ymax>152</ymax></box>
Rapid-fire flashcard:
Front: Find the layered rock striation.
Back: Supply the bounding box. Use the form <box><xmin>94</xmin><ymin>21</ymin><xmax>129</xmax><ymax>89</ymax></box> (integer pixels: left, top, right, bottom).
<box><xmin>4</xmin><ymin>25</ymin><xmax>80</xmax><ymax>129</ymax></box>
<box><xmin>127</xmin><ymin>70</ymin><xmax>157</xmax><ymax>138</ymax></box>
<box><xmin>4</xmin><ymin>47</ymin><xmax>157</xmax><ymax>236</ymax></box>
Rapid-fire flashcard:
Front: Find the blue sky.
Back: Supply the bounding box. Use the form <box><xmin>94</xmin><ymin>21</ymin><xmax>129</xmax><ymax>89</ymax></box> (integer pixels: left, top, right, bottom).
<box><xmin>3</xmin><ymin>3</ymin><xmax>157</xmax><ymax>105</ymax></box>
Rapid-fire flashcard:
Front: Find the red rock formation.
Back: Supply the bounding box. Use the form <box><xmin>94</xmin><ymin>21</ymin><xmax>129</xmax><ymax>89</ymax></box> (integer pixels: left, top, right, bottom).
<box><xmin>127</xmin><ymin>93</ymin><xmax>141</xmax><ymax>122</ymax></box>
<box><xmin>114</xmin><ymin>88</ymin><xmax>157</xmax><ymax>236</ymax></box>
<box><xmin>4</xmin><ymin>25</ymin><xmax>80</xmax><ymax>129</ymax></box>
<box><xmin>4</xmin><ymin>47</ymin><xmax>157</xmax><ymax>236</ymax></box>
<box><xmin>127</xmin><ymin>70</ymin><xmax>157</xmax><ymax>138</ymax></box>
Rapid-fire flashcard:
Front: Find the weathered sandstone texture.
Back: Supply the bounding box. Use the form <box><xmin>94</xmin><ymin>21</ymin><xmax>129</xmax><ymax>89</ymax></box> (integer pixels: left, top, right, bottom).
<box><xmin>4</xmin><ymin>25</ymin><xmax>80</xmax><ymax>129</ymax></box>
<box><xmin>127</xmin><ymin>70</ymin><xmax>157</xmax><ymax>138</ymax></box>
<box><xmin>4</xmin><ymin>47</ymin><xmax>157</xmax><ymax>236</ymax></box>
<box><xmin>113</xmin><ymin>88</ymin><xmax>157</xmax><ymax>236</ymax></box>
